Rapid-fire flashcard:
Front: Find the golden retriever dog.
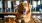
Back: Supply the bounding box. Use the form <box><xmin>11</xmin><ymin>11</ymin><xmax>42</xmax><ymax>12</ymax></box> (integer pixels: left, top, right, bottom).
<box><xmin>17</xmin><ymin>1</ymin><xmax>41</xmax><ymax>23</ymax></box>
<box><xmin>17</xmin><ymin>1</ymin><xmax>31</xmax><ymax>23</ymax></box>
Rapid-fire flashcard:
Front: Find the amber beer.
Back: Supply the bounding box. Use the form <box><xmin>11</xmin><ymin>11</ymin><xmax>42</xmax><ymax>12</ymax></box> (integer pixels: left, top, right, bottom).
<box><xmin>4</xmin><ymin>15</ymin><xmax>16</xmax><ymax>23</ymax></box>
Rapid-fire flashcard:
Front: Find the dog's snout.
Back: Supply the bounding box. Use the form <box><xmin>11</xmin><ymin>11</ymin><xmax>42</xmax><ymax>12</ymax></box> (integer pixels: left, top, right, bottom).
<box><xmin>23</xmin><ymin>8</ymin><xmax>26</xmax><ymax>12</ymax></box>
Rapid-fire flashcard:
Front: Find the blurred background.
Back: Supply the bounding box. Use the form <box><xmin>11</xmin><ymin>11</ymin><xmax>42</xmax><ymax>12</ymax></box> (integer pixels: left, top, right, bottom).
<box><xmin>0</xmin><ymin>0</ymin><xmax>42</xmax><ymax>23</ymax></box>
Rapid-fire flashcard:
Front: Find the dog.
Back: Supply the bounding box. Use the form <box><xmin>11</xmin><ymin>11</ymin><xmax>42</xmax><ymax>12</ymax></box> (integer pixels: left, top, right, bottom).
<box><xmin>17</xmin><ymin>1</ymin><xmax>41</xmax><ymax>23</ymax></box>
<box><xmin>17</xmin><ymin>1</ymin><xmax>31</xmax><ymax>23</ymax></box>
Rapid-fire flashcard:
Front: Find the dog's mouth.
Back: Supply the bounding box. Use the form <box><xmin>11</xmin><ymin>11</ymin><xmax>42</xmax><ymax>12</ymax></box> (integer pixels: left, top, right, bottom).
<box><xmin>23</xmin><ymin>8</ymin><xmax>26</xmax><ymax>15</ymax></box>
<box><xmin>23</xmin><ymin>7</ymin><xmax>28</xmax><ymax>15</ymax></box>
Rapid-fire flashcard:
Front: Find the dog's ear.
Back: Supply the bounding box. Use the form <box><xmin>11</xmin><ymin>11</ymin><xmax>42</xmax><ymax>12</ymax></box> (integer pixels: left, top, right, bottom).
<box><xmin>17</xmin><ymin>2</ymin><xmax>23</xmax><ymax>8</ymax></box>
<box><xmin>28</xmin><ymin>3</ymin><xmax>32</xmax><ymax>8</ymax></box>
<box><xmin>28</xmin><ymin>3</ymin><xmax>32</xmax><ymax>10</ymax></box>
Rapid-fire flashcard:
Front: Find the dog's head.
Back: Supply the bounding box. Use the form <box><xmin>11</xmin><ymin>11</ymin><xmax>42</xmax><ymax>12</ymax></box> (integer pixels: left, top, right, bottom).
<box><xmin>17</xmin><ymin>1</ymin><xmax>31</xmax><ymax>15</ymax></box>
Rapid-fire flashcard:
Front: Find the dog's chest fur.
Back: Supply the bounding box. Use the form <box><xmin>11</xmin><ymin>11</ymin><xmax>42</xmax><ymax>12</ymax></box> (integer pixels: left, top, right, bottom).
<box><xmin>21</xmin><ymin>12</ymin><xmax>31</xmax><ymax>22</ymax></box>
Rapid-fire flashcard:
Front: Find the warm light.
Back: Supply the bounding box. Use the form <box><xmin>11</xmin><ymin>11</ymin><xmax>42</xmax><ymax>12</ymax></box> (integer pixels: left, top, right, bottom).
<box><xmin>4</xmin><ymin>22</ymin><xmax>6</xmax><ymax>23</ymax></box>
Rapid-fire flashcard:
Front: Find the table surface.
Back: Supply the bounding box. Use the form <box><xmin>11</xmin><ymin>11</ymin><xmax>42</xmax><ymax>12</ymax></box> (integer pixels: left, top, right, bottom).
<box><xmin>0</xmin><ymin>12</ymin><xmax>41</xmax><ymax>14</ymax></box>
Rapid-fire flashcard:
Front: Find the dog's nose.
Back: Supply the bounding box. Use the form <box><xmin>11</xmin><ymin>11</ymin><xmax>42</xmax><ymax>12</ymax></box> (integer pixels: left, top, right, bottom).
<box><xmin>23</xmin><ymin>8</ymin><xmax>26</xmax><ymax>12</ymax></box>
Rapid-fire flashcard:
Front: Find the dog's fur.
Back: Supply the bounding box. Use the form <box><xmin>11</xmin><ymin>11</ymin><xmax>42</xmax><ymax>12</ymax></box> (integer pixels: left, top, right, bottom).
<box><xmin>17</xmin><ymin>1</ymin><xmax>31</xmax><ymax>23</ymax></box>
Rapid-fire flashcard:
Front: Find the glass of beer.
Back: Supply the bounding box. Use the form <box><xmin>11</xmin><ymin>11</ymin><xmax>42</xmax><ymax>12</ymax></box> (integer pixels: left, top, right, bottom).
<box><xmin>4</xmin><ymin>15</ymin><xmax>16</xmax><ymax>23</ymax></box>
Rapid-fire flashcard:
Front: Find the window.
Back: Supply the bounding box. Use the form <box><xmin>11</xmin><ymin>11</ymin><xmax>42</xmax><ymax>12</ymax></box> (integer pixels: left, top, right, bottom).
<box><xmin>16</xmin><ymin>1</ymin><xmax>20</xmax><ymax>5</ymax></box>
<box><xmin>8</xmin><ymin>1</ymin><xmax>11</xmax><ymax>8</ymax></box>
<box><xmin>0</xmin><ymin>1</ymin><xmax>2</xmax><ymax>8</ymax></box>
<box><xmin>38</xmin><ymin>0</ymin><xmax>40</xmax><ymax>5</ymax></box>
<box><xmin>6</xmin><ymin>1</ymin><xmax>11</xmax><ymax>12</ymax></box>
<box><xmin>32</xmin><ymin>1</ymin><xmax>37</xmax><ymax>8</ymax></box>
<box><xmin>32</xmin><ymin>1</ymin><xmax>37</xmax><ymax>12</ymax></box>
<box><xmin>0</xmin><ymin>1</ymin><xmax>2</xmax><ymax>12</ymax></box>
<box><xmin>8</xmin><ymin>1</ymin><xmax>11</xmax><ymax>12</ymax></box>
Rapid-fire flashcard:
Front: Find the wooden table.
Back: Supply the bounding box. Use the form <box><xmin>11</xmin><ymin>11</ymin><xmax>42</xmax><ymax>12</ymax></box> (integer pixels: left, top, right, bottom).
<box><xmin>0</xmin><ymin>12</ymin><xmax>18</xmax><ymax>15</ymax></box>
<box><xmin>0</xmin><ymin>12</ymin><xmax>41</xmax><ymax>15</ymax></box>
